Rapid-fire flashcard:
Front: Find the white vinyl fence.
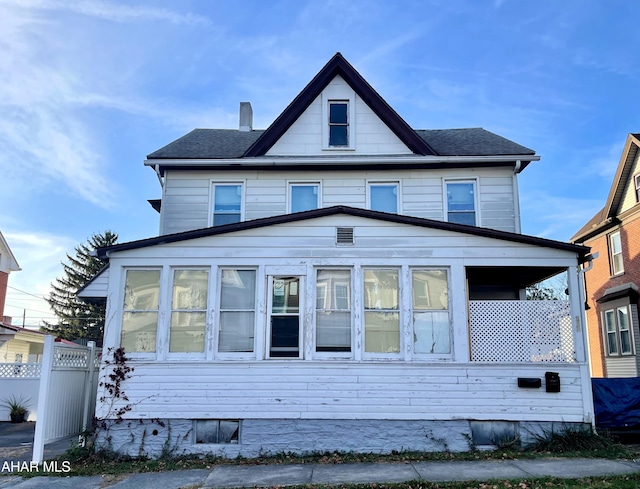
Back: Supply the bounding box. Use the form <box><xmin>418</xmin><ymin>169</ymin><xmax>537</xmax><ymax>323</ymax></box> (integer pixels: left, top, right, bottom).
<box><xmin>0</xmin><ymin>335</ymin><xmax>100</xmax><ymax>464</ymax></box>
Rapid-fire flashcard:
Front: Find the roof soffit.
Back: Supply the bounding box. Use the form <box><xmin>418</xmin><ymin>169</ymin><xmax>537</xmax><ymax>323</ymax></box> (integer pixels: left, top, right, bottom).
<box><xmin>244</xmin><ymin>53</ymin><xmax>435</xmax><ymax>157</ymax></box>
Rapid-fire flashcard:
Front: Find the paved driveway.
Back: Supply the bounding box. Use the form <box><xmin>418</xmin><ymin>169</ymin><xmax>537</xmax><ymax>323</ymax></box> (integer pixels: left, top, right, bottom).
<box><xmin>0</xmin><ymin>421</ymin><xmax>74</xmax><ymax>463</ymax></box>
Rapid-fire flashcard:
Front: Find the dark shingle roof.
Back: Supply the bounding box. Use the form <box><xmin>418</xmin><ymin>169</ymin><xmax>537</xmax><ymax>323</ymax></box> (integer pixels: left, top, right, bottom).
<box><xmin>147</xmin><ymin>127</ymin><xmax>533</xmax><ymax>160</ymax></box>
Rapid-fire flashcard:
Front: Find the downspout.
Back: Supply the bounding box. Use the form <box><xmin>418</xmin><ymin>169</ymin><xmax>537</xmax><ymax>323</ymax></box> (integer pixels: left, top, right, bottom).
<box><xmin>512</xmin><ymin>160</ymin><xmax>522</xmax><ymax>234</ymax></box>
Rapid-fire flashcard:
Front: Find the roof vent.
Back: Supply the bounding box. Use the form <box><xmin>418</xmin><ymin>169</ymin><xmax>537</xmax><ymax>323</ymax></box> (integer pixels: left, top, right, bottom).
<box><xmin>336</xmin><ymin>227</ymin><xmax>354</xmax><ymax>245</ymax></box>
<box><xmin>239</xmin><ymin>102</ymin><xmax>253</xmax><ymax>132</ymax></box>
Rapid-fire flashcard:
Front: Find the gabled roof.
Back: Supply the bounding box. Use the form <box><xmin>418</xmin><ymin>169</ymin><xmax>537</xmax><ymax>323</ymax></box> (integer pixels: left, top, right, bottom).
<box><xmin>245</xmin><ymin>53</ymin><xmax>435</xmax><ymax>157</ymax></box>
<box><xmin>571</xmin><ymin>133</ymin><xmax>640</xmax><ymax>243</ymax></box>
<box><xmin>0</xmin><ymin>231</ymin><xmax>21</xmax><ymax>273</ymax></box>
<box><xmin>95</xmin><ymin>205</ymin><xmax>589</xmax><ymax>261</ymax></box>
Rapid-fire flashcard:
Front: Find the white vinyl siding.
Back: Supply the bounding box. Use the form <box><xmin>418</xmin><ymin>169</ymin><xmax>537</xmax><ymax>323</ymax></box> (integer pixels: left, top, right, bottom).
<box><xmin>160</xmin><ymin>169</ymin><xmax>517</xmax><ymax>236</ymax></box>
<box><xmin>619</xmin><ymin>151</ymin><xmax>640</xmax><ymax>213</ymax></box>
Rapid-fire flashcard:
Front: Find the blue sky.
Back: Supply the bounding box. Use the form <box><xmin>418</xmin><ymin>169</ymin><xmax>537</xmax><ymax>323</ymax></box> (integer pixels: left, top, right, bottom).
<box><xmin>1</xmin><ymin>0</ymin><xmax>638</xmax><ymax>327</ymax></box>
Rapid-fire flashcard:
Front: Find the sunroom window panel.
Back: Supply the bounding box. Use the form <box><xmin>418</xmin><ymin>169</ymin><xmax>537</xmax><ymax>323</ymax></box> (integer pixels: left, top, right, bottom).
<box><xmin>169</xmin><ymin>270</ymin><xmax>208</xmax><ymax>353</ymax></box>
<box><xmin>316</xmin><ymin>269</ymin><xmax>351</xmax><ymax>352</ymax></box>
<box><xmin>364</xmin><ymin>269</ymin><xmax>400</xmax><ymax>353</ymax></box>
<box><xmin>413</xmin><ymin>312</ymin><xmax>450</xmax><ymax>354</ymax></box>
<box><xmin>218</xmin><ymin>270</ymin><xmax>256</xmax><ymax>353</ymax></box>
<box><xmin>122</xmin><ymin>269</ymin><xmax>160</xmax><ymax>353</ymax></box>
<box><xmin>412</xmin><ymin>270</ymin><xmax>450</xmax><ymax>354</ymax></box>
<box><xmin>370</xmin><ymin>185</ymin><xmax>398</xmax><ymax>213</ymax></box>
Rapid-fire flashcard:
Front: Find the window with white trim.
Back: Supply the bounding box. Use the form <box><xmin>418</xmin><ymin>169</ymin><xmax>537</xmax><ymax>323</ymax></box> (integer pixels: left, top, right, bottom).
<box><xmin>363</xmin><ymin>269</ymin><xmax>400</xmax><ymax>354</ymax></box>
<box><xmin>212</xmin><ymin>183</ymin><xmax>243</xmax><ymax>226</ymax></box>
<box><xmin>289</xmin><ymin>183</ymin><xmax>319</xmax><ymax>213</ymax></box>
<box><xmin>446</xmin><ymin>180</ymin><xmax>476</xmax><ymax>225</ymax></box>
<box><xmin>411</xmin><ymin>269</ymin><xmax>451</xmax><ymax>354</ymax></box>
<box><xmin>604</xmin><ymin>305</ymin><xmax>633</xmax><ymax>356</ymax></box>
<box><xmin>316</xmin><ymin>269</ymin><xmax>351</xmax><ymax>353</ymax></box>
<box><xmin>635</xmin><ymin>174</ymin><xmax>640</xmax><ymax>203</ymax></box>
<box><xmin>328</xmin><ymin>101</ymin><xmax>349</xmax><ymax>147</ymax></box>
<box><xmin>121</xmin><ymin>269</ymin><xmax>161</xmax><ymax>353</ymax></box>
<box><xmin>218</xmin><ymin>269</ymin><xmax>256</xmax><ymax>353</ymax></box>
<box><xmin>368</xmin><ymin>182</ymin><xmax>399</xmax><ymax>214</ymax></box>
<box><xmin>169</xmin><ymin>269</ymin><xmax>208</xmax><ymax>353</ymax></box>
<box><xmin>609</xmin><ymin>231</ymin><xmax>624</xmax><ymax>275</ymax></box>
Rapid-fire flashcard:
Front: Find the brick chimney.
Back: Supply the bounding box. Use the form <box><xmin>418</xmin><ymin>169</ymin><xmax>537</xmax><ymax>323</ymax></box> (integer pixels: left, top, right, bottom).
<box><xmin>239</xmin><ymin>102</ymin><xmax>253</xmax><ymax>132</ymax></box>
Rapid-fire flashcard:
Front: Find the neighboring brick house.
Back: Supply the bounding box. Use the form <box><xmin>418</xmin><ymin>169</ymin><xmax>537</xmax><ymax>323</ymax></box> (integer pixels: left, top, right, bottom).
<box><xmin>572</xmin><ymin>133</ymin><xmax>640</xmax><ymax>378</ymax></box>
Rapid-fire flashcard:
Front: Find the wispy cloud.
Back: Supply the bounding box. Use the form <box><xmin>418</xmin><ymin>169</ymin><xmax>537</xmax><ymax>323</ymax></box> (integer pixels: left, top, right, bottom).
<box><xmin>2</xmin><ymin>0</ymin><xmax>209</xmax><ymax>25</ymax></box>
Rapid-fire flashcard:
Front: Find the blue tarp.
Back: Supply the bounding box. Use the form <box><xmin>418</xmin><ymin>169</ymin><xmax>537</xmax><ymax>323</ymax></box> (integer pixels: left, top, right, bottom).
<box><xmin>592</xmin><ymin>378</ymin><xmax>640</xmax><ymax>430</ymax></box>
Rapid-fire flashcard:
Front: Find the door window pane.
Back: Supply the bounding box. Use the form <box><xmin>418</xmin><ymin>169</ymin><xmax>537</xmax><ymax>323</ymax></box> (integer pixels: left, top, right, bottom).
<box><xmin>270</xmin><ymin>277</ymin><xmax>300</xmax><ymax>357</ymax></box>
<box><xmin>218</xmin><ymin>270</ymin><xmax>256</xmax><ymax>353</ymax></box>
<box><xmin>122</xmin><ymin>269</ymin><xmax>160</xmax><ymax>353</ymax></box>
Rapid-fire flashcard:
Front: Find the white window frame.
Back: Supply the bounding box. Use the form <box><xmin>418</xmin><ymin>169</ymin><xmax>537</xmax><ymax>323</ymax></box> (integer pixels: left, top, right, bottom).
<box><xmin>209</xmin><ymin>181</ymin><xmax>245</xmax><ymax>227</ymax></box>
<box><xmin>635</xmin><ymin>174</ymin><xmax>640</xmax><ymax>203</ymax></box>
<box><xmin>609</xmin><ymin>231</ymin><xmax>624</xmax><ymax>276</ymax></box>
<box><xmin>409</xmin><ymin>268</ymin><xmax>452</xmax><ymax>358</ymax></box>
<box><xmin>362</xmin><ymin>267</ymin><xmax>402</xmax><ymax>359</ymax></box>
<box><xmin>287</xmin><ymin>181</ymin><xmax>321</xmax><ymax>214</ymax></box>
<box><xmin>266</xmin><ymin>275</ymin><xmax>304</xmax><ymax>360</ymax></box>
<box><xmin>120</xmin><ymin>267</ymin><xmax>163</xmax><ymax>358</ymax></box>
<box><xmin>313</xmin><ymin>267</ymin><xmax>354</xmax><ymax>359</ymax></box>
<box><xmin>215</xmin><ymin>267</ymin><xmax>258</xmax><ymax>360</ymax></box>
<box><xmin>166</xmin><ymin>267</ymin><xmax>210</xmax><ymax>359</ymax></box>
<box><xmin>367</xmin><ymin>180</ymin><xmax>401</xmax><ymax>214</ymax></box>
<box><xmin>603</xmin><ymin>305</ymin><xmax>634</xmax><ymax>356</ymax></box>
<box><xmin>444</xmin><ymin>178</ymin><xmax>478</xmax><ymax>226</ymax></box>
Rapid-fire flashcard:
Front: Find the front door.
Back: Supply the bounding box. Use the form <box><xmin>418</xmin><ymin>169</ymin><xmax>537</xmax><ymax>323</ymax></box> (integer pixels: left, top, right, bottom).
<box><xmin>267</xmin><ymin>276</ymin><xmax>302</xmax><ymax>358</ymax></box>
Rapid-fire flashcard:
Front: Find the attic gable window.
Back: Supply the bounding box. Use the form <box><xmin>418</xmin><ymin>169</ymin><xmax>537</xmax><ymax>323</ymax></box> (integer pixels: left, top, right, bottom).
<box><xmin>329</xmin><ymin>101</ymin><xmax>349</xmax><ymax>147</ymax></box>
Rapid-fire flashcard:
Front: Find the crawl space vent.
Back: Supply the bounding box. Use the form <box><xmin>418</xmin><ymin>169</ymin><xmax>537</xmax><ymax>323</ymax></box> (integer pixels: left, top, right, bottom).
<box><xmin>336</xmin><ymin>227</ymin><xmax>354</xmax><ymax>245</ymax></box>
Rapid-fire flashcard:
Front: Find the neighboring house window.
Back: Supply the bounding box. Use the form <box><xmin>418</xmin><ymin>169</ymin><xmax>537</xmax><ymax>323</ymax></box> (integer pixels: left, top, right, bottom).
<box><xmin>218</xmin><ymin>269</ymin><xmax>256</xmax><ymax>353</ymax></box>
<box><xmin>316</xmin><ymin>269</ymin><xmax>351</xmax><ymax>353</ymax></box>
<box><xmin>328</xmin><ymin>101</ymin><xmax>349</xmax><ymax>147</ymax></box>
<box><xmin>604</xmin><ymin>306</ymin><xmax>633</xmax><ymax>356</ymax></box>
<box><xmin>363</xmin><ymin>269</ymin><xmax>400</xmax><ymax>354</ymax></box>
<box><xmin>169</xmin><ymin>269</ymin><xmax>208</xmax><ymax>353</ymax></box>
<box><xmin>635</xmin><ymin>174</ymin><xmax>640</xmax><ymax>203</ymax></box>
<box><xmin>289</xmin><ymin>183</ymin><xmax>320</xmax><ymax>213</ymax></box>
<box><xmin>609</xmin><ymin>231</ymin><xmax>624</xmax><ymax>275</ymax></box>
<box><xmin>121</xmin><ymin>269</ymin><xmax>161</xmax><ymax>353</ymax></box>
<box><xmin>446</xmin><ymin>180</ymin><xmax>476</xmax><ymax>225</ymax></box>
<box><xmin>369</xmin><ymin>182</ymin><xmax>399</xmax><ymax>213</ymax></box>
<box><xmin>412</xmin><ymin>269</ymin><xmax>450</xmax><ymax>354</ymax></box>
<box><xmin>212</xmin><ymin>183</ymin><xmax>243</xmax><ymax>226</ymax></box>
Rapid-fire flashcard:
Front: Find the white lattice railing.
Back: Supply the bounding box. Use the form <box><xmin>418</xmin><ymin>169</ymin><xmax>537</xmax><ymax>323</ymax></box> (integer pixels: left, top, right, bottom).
<box><xmin>469</xmin><ymin>300</ymin><xmax>575</xmax><ymax>363</ymax></box>
<box><xmin>53</xmin><ymin>346</ymin><xmax>90</xmax><ymax>368</ymax></box>
<box><xmin>0</xmin><ymin>362</ymin><xmax>42</xmax><ymax>378</ymax></box>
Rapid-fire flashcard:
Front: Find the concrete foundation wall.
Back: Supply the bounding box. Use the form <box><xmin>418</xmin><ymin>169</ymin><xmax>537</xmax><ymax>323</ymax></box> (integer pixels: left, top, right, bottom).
<box><xmin>96</xmin><ymin>418</ymin><xmax>585</xmax><ymax>459</ymax></box>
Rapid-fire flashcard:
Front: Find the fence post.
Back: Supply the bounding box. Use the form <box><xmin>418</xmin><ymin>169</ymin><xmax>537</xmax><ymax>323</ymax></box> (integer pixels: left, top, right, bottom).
<box><xmin>80</xmin><ymin>341</ymin><xmax>96</xmax><ymax>446</ymax></box>
<box><xmin>32</xmin><ymin>335</ymin><xmax>55</xmax><ymax>464</ymax></box>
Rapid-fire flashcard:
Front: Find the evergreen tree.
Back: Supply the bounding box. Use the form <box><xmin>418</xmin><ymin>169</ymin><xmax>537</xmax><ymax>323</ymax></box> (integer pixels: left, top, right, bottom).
<box><xmin>42</xmin><ymin>231</ymin><xmax>118</xmax><ymax>343</ymax></box>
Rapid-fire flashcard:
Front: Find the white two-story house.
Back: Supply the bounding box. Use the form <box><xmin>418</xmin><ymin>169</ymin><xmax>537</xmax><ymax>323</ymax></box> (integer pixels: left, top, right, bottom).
<box><xmin>79</xmin><ymin>53</ymin><xmax>593</xmax><ymax>457</ymax></box>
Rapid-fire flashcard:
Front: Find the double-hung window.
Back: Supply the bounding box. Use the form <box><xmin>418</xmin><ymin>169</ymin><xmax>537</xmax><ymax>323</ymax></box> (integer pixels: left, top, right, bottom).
<box><xmin>446</xmin><ymin>180</ymin><xmax>476</xmax><ymax>225</ymax></box>
<box><xmin>363</xmin><ymin>269</ymin><xmax>400</xmax><ymax>354</ymax></box>
<box><xmin>289</xmin><ymin>183</ymin><xmax>320</xmax><ymax>213</ymax></box>
<box><xmin>609</xmin><ymin>231</ymin><xmax>624</xmax><ymax>275</ymax></box>
<box><xmin>328</xmin><ymin>101</ymin><xmax>349</xmax><ymax>147</ymax></box>
<box><xmin>218</xmin><ymin>269</ymin><xmax>257</xmax><ymax>353</ymax></box>
<box><xmin>368</xmin><ymin>182</ymin><xmax>399</xmax><ymax>214</ymax></box>
<box><xmin>604</xmin><ymin>306</ymin><xmax>633</xmax><ymax>356</ymax></box>
<box><xmin>635</xmin><ymin>174</ymin><xmax>640</xmax><ymax>203</ymax></box>
<box><xmin>169</xmin><ymin>269</ymin><xmax>208</xmax><ymax>353</ymax></box>
<box><xmin>212</xmin><ymin>183</ymin><xmax>243</xmax><ymax>226</ymax></box>
<box><xmin>316</xmin><ymin>269</ymin><xmax>351</xmax><ymax>353</ymax></box>
<box><xmin>412</xmin><ymin>269</ymin><xmax>451</xmax><ymax>354</ymax></box>
<box><xmin>121</xmin><ymin>269</ymin><xmax>161</xmax><ymax>353</ymax></box>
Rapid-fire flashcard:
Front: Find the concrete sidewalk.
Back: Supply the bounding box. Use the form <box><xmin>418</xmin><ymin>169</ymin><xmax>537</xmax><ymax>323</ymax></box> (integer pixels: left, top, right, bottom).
<box><xmin>1</xmin><ymin>457</ymin><xmax>640</xmax><ymax>488</ymax></box>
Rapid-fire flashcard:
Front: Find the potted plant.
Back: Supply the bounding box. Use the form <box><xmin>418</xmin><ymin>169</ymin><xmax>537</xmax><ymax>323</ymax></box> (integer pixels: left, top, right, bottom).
<box><xmin>1</xmin><ymin>395</ymin><xmax>30</xmax><ymax>423</ymax></box>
